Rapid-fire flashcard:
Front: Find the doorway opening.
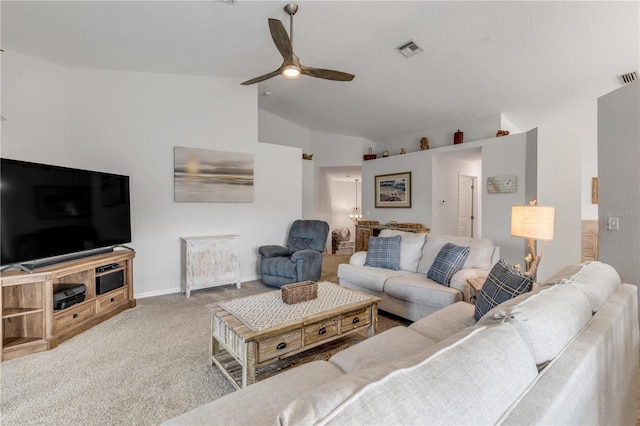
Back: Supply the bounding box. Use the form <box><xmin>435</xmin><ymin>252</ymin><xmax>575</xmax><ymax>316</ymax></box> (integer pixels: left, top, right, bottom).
<box><xmin>458</xmin><ymin>174</ymin><xmax>478</xmax><ymax>238</ymax></box>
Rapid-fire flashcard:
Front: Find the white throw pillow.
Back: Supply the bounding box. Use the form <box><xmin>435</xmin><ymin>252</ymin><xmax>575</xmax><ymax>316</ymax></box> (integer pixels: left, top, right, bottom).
<box><xmin>417</xmin><ymin>233</ymin><xmax>494</xmax><ymax>274</ymax></box>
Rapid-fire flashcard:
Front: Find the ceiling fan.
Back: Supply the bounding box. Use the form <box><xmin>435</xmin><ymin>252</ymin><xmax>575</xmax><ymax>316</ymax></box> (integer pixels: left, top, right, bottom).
<box><xmin>241</xmin><ymin>3</ymin><xmax>355</xmax><ymax>85</ymax></box>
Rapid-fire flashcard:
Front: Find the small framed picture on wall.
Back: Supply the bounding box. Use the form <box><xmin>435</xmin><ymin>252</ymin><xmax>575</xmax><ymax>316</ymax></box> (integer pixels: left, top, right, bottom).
<box><xmin>375</xmin><ymin>172</ymin><xmax>411</xmax><ymax>208</ymax></box>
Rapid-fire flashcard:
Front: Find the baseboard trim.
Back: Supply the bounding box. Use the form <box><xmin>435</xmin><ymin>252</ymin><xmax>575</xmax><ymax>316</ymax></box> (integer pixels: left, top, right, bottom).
<box><xmin>134</xmin><ymin>276</ymin><xmax>261</xmax><ymax>299</ymax></box>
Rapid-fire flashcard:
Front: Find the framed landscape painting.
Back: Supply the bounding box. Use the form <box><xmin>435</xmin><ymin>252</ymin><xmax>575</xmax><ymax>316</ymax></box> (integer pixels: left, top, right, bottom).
<box><xmin>375</xmin><ymin>172</ymin><xmax>411</xmax><ymax>208</ymax></box>
<box><xmin>174</xmin><ymin>146</ymin><xmax>254</xmax><ymax>202</ymax></box>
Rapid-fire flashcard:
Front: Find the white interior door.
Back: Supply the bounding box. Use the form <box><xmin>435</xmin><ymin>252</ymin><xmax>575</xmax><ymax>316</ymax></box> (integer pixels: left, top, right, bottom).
<box><xmin>458</xmin><ymin>175</ymin><xmax>477</xmax><ymax>237</ymax></box>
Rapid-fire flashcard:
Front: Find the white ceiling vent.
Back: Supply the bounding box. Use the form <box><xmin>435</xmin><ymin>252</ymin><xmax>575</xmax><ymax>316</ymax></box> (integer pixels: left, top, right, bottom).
<box><xmin>618</xmin><ymin>71</ymin><xmax>638</xmax><ymax>85</ymax></box>
<box><xmin>396</xmin><ymin>40</ymin><xmax>424</xmax><ymax>58</ymax></box>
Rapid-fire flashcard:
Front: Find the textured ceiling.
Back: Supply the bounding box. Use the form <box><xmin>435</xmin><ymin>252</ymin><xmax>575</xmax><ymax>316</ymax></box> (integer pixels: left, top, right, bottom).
<box><xmin>2</xmin><ymin>1</ymin><xmax>639</xmax><ymax>144</ymax></box>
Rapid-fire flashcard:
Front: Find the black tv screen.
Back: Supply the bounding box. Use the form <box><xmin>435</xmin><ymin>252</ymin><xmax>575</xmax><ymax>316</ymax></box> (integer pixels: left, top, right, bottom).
<box><xmin>1</xmin><ymin>158</ymin><xmax>132</xmax><ymax>266</ymax></box>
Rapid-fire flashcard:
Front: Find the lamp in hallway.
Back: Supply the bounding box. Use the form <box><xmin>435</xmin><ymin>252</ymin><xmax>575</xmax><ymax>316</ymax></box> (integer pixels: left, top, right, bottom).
<box><xmin>349</xmin><ymin>179</ymin><xmax>362</xmax><ymax>223</ymax></box>
<box><xmin>511</xmin><ymin>200</ymin><xmax>555</xmax><ymax>279</ymax></box>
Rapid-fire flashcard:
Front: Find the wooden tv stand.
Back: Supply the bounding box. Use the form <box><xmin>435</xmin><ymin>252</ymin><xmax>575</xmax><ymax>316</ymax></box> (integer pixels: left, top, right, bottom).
<box><xmin>0</xmin><ymin>250</ymin><xmax>136</xmax><ymax>361</ymax></box>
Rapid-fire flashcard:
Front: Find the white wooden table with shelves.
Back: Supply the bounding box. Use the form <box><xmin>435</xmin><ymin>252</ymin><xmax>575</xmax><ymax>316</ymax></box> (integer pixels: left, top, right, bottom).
<box><xmin>180</xmin><ymin>235</ymin><xmax>241</xmax><ymax>297</ymax></box>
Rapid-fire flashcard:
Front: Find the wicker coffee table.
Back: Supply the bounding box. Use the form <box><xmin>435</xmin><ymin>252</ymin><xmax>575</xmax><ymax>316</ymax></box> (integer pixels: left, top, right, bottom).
<box><xmin>207</xmin><ymin>281</ymin><xmax>380</xmax><ymax>389</ymax></box>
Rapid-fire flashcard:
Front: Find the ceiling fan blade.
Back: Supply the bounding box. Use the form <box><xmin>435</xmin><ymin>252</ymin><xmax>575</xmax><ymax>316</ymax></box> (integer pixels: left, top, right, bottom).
<box><xmin>268</xmin><ymin>18</ymin><xmax>293</xmax><ymax>61</ymax></box>
<box><xmin>240</xmin><ymin>69</ymin><xmax>281</xmax><ymax>86</ymax></box>
<box><xmin>301</xmin><ymin>66</ymin><xmax>355</xmax><ymax>82</ymax></box>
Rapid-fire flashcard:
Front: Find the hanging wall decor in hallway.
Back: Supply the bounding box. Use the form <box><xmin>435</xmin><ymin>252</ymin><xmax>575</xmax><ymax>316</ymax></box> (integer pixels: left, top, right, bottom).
<box><xmin>174</xmin><ymin>146</ymin><xmax>254</xmax><ymax>202</ymax></box>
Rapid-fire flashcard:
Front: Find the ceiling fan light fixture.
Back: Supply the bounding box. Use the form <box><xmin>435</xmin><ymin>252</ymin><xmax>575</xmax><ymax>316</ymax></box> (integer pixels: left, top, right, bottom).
<box><xmin>282</xmin><ymin>64</ymin><xmax>301</xmax><ymax>79</ymax></box>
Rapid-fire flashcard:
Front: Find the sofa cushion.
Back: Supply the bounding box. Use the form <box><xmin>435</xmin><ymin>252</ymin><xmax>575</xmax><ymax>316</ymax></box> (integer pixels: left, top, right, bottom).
<box><xmin>379</xmin><ymin>229</ymin><xmax>427</xmax><ymax>272</ymax></box>
<box><xmin>427</xmin><ymin>242</ymin><xmax>470</xmax><ymax>286</ymax></box>
<box><xmin>364</xmin><ymin>235</ymin><xmax>401</xmax><ymax>270</ymax></box>
<box><xmin>563</xmin><ymin>261</ymin><xmax>621</xmax><ymax>312</ymax></box>
<box><xmin>474</xmin><ymin>259</ymin><xmax>532</xmax><ymax>320</ymax></box>
<box><xmin>543</xmin><ymin>263</ymin><xmax>587</xmax><ymax>285</ymax></box>
<box><xmin>477</xmin><ymin>283</ymin><xmax>592</xmax><ymax>366</ymax></box>
<box><xmin>164</xmin><ymin>361</ymin><xmax>344</xmax><ymax>426</ymax></box>
<box><xmin>417</xmin><ymin>233</ymin><xmax>494</xmax><ymax>274</ymax></box>
<box><xmin>337</xmin><ymin>263</ymin><xmax>413</xmax><ymax>292</ymax></box>
<box><xmin>277</xmin><ymin>324</ymin><xmax>538</xmax><ymax>426</ymax></box>
<box><xmin>384</xmin><ymin>274</ymin><xmax>463</xmax><ymax>308</ymax></box>
<box><xmin>409</xmin><ymin>301</ymin><xmax>476</xmax><ymax>342</ymax></box>
<box><xmin>329</xmin><ymin>326</ymin><xmax>436</xmax><ymax>373</ymax></box>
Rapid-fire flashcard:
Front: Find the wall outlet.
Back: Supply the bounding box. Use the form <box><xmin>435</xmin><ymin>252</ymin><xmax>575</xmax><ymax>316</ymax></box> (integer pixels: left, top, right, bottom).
<box><xmin>605</xmin><ymin>217</ymin><xmax>619</xmax><ymax>231</ymax></box>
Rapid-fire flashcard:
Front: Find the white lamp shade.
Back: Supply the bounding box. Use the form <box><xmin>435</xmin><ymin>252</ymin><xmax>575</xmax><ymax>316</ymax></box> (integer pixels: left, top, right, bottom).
<box><xmin>511</xmin><ymin>205</ymin><xmax>555</xmax><ymax>240</ymax></box>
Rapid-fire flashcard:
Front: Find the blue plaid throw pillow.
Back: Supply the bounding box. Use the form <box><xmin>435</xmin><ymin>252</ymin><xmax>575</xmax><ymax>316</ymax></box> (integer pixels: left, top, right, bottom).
<box><xmin>364</xmin><ymin>236</ymin><xmax>401</xmax><ymax>270</ymax></box>
<box><xmin>474</xmin><ymin>259</ymin><xmax>533</xmax><ymax>320</ymax></box>
<box><xmin>427</xmin><ymin>243</ymin><xmax>470</xmax><ymax>286</ymax></box>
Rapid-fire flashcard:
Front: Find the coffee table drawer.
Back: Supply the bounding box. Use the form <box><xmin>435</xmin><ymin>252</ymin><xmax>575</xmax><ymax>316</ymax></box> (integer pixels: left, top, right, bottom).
<box><xmin>304</xmin><ymin>319</ymin><xmax>339</xmax><ymax>346</ymax></box>
<box><xmin>257</xmin><ymin>330</ymin><xmax>302</xmax><ymax>363</ymax></box>
<box><xmin>341</xmin><ymin>307</ymin><xmax>371</xmax><ymax>332</ymax></box>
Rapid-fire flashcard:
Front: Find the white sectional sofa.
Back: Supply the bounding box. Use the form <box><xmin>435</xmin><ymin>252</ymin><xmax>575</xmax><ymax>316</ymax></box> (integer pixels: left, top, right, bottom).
<box><xmin>165</xmin><ymin>261</ymin><xmax>638</xmax><ymax>425</ymax></box>
<box><xmin>338</xmin><ymin>230</ymin><xmax>499</xmax><ymax>321</ymax></box>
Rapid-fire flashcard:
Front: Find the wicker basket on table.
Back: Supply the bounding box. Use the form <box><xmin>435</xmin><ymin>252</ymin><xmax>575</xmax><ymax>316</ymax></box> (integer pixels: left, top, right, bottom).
<box><xmin>281</xmin><ymin>281</ymin><xmax>318</xmax><ymax>304</ymax></box>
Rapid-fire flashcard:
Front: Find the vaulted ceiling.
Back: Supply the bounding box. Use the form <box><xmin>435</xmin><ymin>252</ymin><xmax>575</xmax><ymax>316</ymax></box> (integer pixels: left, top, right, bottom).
<box><xmin>2</xmin><ymin>1</ymin><xmax>638</xmax><ymax>144</ymax></box>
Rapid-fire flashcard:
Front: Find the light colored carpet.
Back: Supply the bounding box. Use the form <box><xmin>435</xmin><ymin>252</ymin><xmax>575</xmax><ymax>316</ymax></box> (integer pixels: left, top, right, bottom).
<box><xmin>0</xmin><ymin>262</ymin><xmax>405</xmax><ymax>425</ymax></box>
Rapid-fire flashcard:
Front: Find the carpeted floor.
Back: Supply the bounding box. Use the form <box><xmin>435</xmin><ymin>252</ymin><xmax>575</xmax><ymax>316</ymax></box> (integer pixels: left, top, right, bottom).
<box><xmin>0</xmin><ymin>255</ymin><xmax>405</xmax><ymax>425</ymax></box>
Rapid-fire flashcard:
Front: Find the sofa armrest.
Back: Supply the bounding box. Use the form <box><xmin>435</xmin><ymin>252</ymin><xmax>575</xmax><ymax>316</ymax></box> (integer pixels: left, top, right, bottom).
<box><xmin>349</xmin><ymin>251</ymin><xmax>367</xmax><ymax>266</ymax></box>
<box><xmin>258</xmin><ymin>245</ymin><xmax>290</xmax><ymax>258</ymax></box>
<box><xmin>450</xmin><ymin>268</ymin><xmax>490</xmax><ymax>296</ymax></box>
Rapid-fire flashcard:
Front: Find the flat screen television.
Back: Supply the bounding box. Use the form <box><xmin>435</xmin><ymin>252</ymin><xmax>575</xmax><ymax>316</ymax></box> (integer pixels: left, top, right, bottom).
<box><xmin>1</xmin><ymin>158</ymin><xmax>132</xmax><ymax>268</ymax></box>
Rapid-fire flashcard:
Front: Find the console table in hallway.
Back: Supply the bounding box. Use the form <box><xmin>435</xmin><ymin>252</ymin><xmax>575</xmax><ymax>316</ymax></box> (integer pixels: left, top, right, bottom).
<box><xmin>355</xmin><ymin>222</ymin><xmax>429</xmax><ymax>252</ymax></box>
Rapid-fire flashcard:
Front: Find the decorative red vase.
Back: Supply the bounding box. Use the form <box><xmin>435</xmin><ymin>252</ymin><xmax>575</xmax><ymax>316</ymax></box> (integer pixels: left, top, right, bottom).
<box><xmin>454</xmin><ymin>130</ymin><xmax>464</xmax><ymax>144</ymax></box>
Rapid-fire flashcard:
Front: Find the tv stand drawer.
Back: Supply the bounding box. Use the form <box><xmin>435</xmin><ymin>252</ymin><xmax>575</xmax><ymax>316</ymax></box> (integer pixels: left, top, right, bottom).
<box><xmin>96</xmin><ymin>287</ymin><xmax>127</xmax><ymax>314</ymax></box>
<box><xmin>53</xmin><ymin>302</ymin><xmax>95</xmax><ymax>334</ymax></box>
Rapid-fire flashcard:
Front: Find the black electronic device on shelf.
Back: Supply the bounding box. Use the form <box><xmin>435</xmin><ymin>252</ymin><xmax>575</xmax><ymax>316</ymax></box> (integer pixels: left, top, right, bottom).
<box><xmin>96</xmin><ymin>270</ymin><xmax>124</xmax><ymax>295</ymax></box>
<box><xmin>53</xmin><ymin>284</ymin><xmax>86</xmax><ymax>310</ymax></box>
<box><xmin>96</xmin><ymin>263</ymin><xmax>119</xmax><ymax>273</ymax></box>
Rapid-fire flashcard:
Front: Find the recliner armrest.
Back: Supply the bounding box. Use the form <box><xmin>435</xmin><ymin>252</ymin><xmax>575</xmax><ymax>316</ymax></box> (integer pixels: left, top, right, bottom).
<box><xmin>259</xmin><ymin>245</ymin><xmax>291</xmax><ymax>258</ymax></box>
<box><xmin>291</xmin><ymin>249</ymin><xmax>321</xmax><ymax>262</ymax></box>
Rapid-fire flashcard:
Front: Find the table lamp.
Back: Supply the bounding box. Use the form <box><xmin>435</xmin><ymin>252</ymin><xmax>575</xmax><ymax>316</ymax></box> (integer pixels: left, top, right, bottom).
<box><xmin>511</xmin><ymin>201</ymin><xmax>555</xmax><ymax>279</ymax></box>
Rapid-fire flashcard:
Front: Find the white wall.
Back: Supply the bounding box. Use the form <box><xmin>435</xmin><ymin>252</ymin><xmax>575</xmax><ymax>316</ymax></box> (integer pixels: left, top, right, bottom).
<box><xmin>598</xmin><ymin>81</ymin><xmax>640</xmax><ymax>290</ymax></box>
<box><xmin>258</xmin><ymin>109</ymin><xmax>311</xmax><ymax>151</ymax></box>
<box><xmin>480</xmin><ymin>132</ymin><xmax>533</xmax><ymax>268</ymax></box>
<box><xmin>360</xmin><ymin>131</ymin><xmax>533</xmax><ymax>265</ymax></box>
<box><xmin>2</xmin><ymin>52</ymin><xmax>302</xmax><ymax>297</ymax></box>
<box><xmin>431</xmin><ymin>152</ymin><xmax>481</xmax><ymax>235</ymax></box>
<box><xmin>580</xmin><ymin>101</ymin><xmax>599</xmax><ymax>220</ymax></box>
<box><xmin>375</xmin><ymin>113</ymin><xmax>505</xmax><ymax>154</ymax></box>
<box><xmin>510</xmin><ymin>96</ymin><xmax>590</xmax><ymax>280</ymax></box>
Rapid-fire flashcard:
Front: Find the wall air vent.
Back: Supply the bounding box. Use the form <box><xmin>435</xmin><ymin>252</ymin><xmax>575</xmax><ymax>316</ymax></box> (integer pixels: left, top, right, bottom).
<box><xmin>618</xmin><ymin>71</ymin><xmax>638</xmax><ymax>85</ymax></box>
<box><xmin>396</xmin><ymin>40</ymin><xmax>424</xmax><ymax>59</ymax></box>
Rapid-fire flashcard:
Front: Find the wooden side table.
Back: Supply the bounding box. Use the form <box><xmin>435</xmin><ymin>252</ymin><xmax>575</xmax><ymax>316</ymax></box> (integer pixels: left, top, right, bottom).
<box><xmin>465</xmin><ymin>278</ymin><xmax>485</xmax><ymax>304</ymax></box>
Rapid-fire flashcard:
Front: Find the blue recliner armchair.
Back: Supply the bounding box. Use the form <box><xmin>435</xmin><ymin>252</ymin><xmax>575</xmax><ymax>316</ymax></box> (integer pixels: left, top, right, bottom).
<box><xmin>258</xmin><ymin>220</ymin><xmax>330</xmax><ymax>288</ymax></box>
